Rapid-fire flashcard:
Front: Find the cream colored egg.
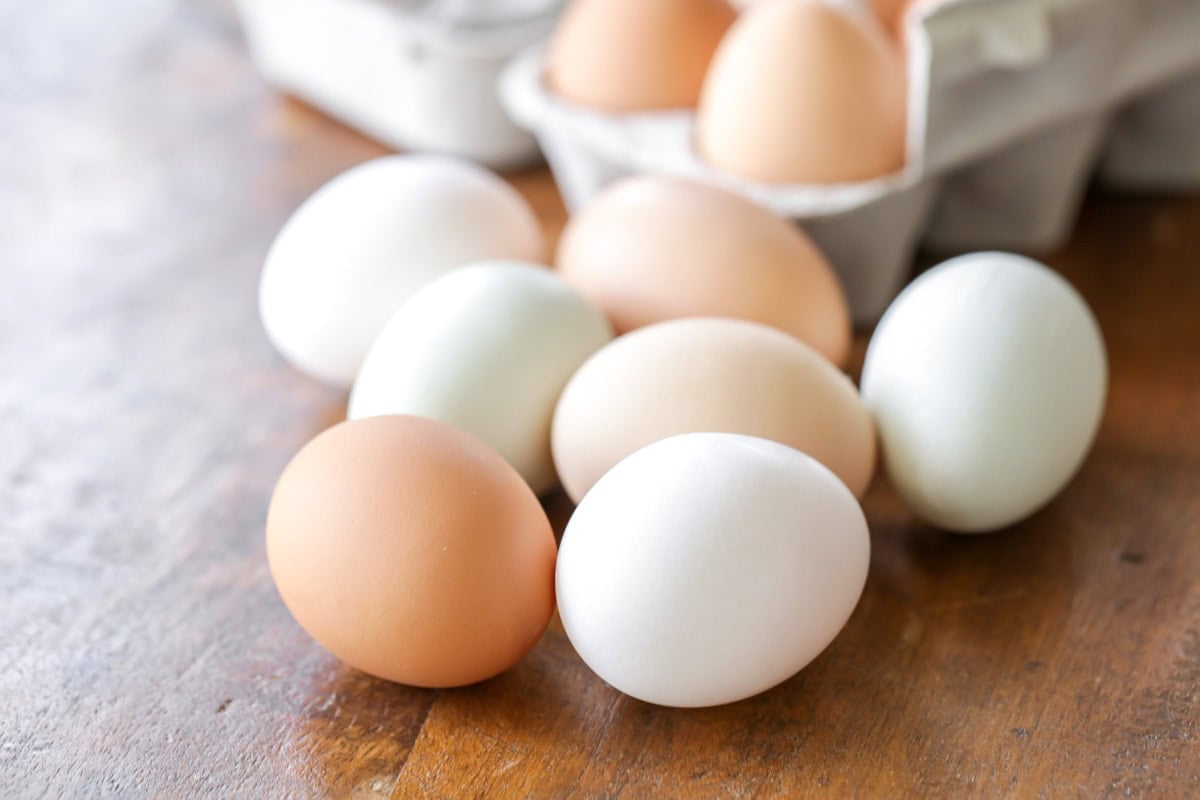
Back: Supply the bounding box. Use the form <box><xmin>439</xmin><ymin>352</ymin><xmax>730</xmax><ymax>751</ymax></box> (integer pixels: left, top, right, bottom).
<box><xmin>556</xmin><ymin>175</ymin><xmax>851</xmax><ymax>366</ymax></box>
<box><xmin>696</xmin><ymin>0</ymin><xmax>906</xmax><ymax>183</ymax></box>
<box><xmin>552</xmin><ymin>317</ymin><xmax>876</xmax><ymax>503</ymax></box>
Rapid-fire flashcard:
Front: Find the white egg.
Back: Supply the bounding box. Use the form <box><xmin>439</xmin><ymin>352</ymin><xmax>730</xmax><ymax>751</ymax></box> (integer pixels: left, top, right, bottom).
<box><xmin>556</xmin><ymin>432</ymin><xmax>870</xmax><ymax>708</ymax></box>
<box><xmin>349</xmin><ymin>261</ymin><xmax>612</xmax><ymax>494</ymax></box>
<box><xmin>259</xmin><ymin>155</ymin><xmax>543</xmax><ymax>387</ymax></box>
<box><xmin>861</xmin><ymin>252</ymin><xmax>1107</xmax><ymax>533</ymax></box>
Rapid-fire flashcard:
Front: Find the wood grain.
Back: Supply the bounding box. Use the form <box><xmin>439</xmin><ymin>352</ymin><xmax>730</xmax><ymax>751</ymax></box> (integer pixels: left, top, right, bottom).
<box><xmin>2</xmin><ymin>2</ymin><xmax>1197</xmax><ymax>797</ymax></box>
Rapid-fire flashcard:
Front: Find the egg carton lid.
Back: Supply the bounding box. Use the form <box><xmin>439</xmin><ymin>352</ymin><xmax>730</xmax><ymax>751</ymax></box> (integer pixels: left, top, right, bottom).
<box><xmin>903</xmin><ymin>0</ymin><xmax>1200</xmax><ymax>172</ymax></box>
<box><xmin>390</xmin><ymin>0</ymin><xmax>564</xmax><ymax>55</ymax></box>
<box><xmin>501</xmin><ymin>45</ymin><xmax>925</xmax><ymax>218</ymax></box>
<box><xmin>901</xmin><ymin>0</ymin><xmax>1093</xmax><ymax>170</ymax></box>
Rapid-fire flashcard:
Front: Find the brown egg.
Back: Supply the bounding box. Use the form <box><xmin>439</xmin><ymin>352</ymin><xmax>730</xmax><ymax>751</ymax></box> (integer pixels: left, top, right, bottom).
<box><xmin>545</xmin><ymin>0</ymin><xmax>738</xmax><ymax>112</ymax></box>
<box><xmin>873</xmin><ymin>0</ymin><xmax>940</xmax><ymax>40</ymax></box>
<box><xmin>556</xmin><ymin>175</ymin><xmax>851</xmax><ymax>366</ymax></box>
<box><xmin>266</xmin><ymin>415</ymin><xmax>556</xmax><ymax>688</ymax></box>
<box><xmin>870</xmin><ymin>0</ymin><xmax>908</xmax><ymax>31</ymax></box>
<box><xmin>551</xmin><ymin>318</ymin><xmax>876</xmax><ymax>503</ymax></box>
<box><xmin>696</xmin><ymin>0</ymin><xmax>907</xmax><ymax>183</ymax></box>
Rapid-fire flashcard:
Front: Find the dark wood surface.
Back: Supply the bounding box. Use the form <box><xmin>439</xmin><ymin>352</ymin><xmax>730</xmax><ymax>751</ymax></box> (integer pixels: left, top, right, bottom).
<box><xmin>3</xmin><ymin>2</ymin><xmax>1198</xmax><ymax>797</ymax></box>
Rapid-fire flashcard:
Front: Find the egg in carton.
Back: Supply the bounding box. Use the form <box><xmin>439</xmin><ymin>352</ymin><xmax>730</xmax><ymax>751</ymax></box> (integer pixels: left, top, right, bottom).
<box><xmin>501</xmin><ymin>0</ymin><xmax>1200</xmax><ymax>323</ymax></box>
<box><xmin>237</xmin><ymin>0</ymin><xmax>563</xmax><ymax>168</ymax></box>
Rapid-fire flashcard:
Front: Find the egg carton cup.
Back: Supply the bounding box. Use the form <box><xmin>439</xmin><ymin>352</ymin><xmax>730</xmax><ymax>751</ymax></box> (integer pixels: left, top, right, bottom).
<box><xmin>502</xmin><ymin>0</ymin><xmax>1200</xmax><ymax>323</ymax></box>
<box><xmin>923</xmin><ymin>111</ymin><xmax>1112</xmax><ymax>253</ymax></box>
<box><xmin>236</xmin><ymin>0</ymin><xmax>561</xmax><ymax>168</ymax></box>
<box><xmin>1099</xmin><ymin>68</ymin><xmax>1200</xmax><ymax>191</ymax></box>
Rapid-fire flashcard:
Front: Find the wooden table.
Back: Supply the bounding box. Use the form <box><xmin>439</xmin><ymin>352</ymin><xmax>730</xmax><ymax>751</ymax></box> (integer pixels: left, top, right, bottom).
<box><xmin>4</xmin><ymin>3</ymin><xmax>1198</xmax><ymax>797</ymax></box>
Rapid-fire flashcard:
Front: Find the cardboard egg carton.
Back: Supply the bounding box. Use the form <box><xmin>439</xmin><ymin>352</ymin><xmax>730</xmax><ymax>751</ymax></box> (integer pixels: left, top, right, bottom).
<box><xmin>501</xmin><ymin>0</ymin><xmax>1200</xmax><ymax>323</ymax></box>
<box><xmin>237</xmin><ymin>0</ymin><xmax>563</xmax><ymax>168</ymax></box>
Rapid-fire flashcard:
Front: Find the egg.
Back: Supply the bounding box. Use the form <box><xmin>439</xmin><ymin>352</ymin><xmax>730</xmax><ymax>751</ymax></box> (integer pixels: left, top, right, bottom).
<box><xmin>348</xmin><ymin>261</ymin><xmax>613</xmax><ymax>494</ymax></box>
<box><xmin>696</xmin><ymin>0</ymin><xmax>907</xmax><ymax>183</ymax></box>
<box><xmin>861</xmin><ymin>252</ymin><xmax>1108</xmax><ymax>533</ymax></box>
<box><xmin>266</xmin><ymin>415</ymin><xmax>557</xmax><ymax>687</ymax></box>
<box><xmin>556</xmin><ymin>175</ymin><xmax>851</xmax><ymax>366</ymax></box>
<box><xmin>545</xmin><ymin>0</ymin><xmax>738</xmax><ymax>112</ymax></box>
<box><xmin>872</xmin><ymin>0</ymin><xmax>940</xmax><ymax>39</ymax></box>
<box><xmin>259</xmin><ymin>155</ymin><xmax>543</xmax><ymax>387</ymax></box>
<box><xmin>736</xmin><ymin>0</ymin><xmax>877</xmax><ymax>15</ymax></box>
<box><xmin>552</xmin><ymin>317</ymin><xmax>876</xmax><ymax>503</ymax></box>
<box><xmin>869</xmin><ymin>0</ymin><xmax>907</xmax><ymax>30</ymax></box>
<box><xmin>557</xmin><ymin>432</ymin><xmax>870</xmax><ymax>708</ymax></box>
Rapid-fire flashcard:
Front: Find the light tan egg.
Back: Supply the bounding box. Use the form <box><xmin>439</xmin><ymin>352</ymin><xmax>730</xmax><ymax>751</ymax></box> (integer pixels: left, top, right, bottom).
<box><xmin>551</xmin><ymin>318</ymin><xmax>876</xmax><ymax>504</ymax></box>
<box><xmin>696</xmin><ymin>0</ymin><xmax>907</xmax><ymax>183</ymax></box>
<box><xmin>545</xmin><ymin>0</ymin><xmax>738</xmax><ymax>111</ymax></box>
<box><xmin>266</xmin><ymin>415</ymin><xmax>557</xmax><ymax>688</ymax></box>
<box><xmin>556</xmin><ymin>175</ymin><xmax>851</xmax><ymax>367</ymax></box>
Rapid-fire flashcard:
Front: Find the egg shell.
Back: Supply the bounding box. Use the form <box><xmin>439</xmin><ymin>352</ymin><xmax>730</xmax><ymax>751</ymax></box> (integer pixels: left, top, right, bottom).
<box><xmin>348</xmin><ymin>261</ymin><xmax>613</xmax><ymax>494</ymax></box>
<box><xmin>696</xmin><ymin>0</ymin><xmax>906</xmax><ymax>183</ymax></box>
<box><xmin>555</xmin><ymin>175</ymin><xmax>852</xmax><ymax>366</ymax></box>
<box><xmin>266</xmin><ymin>415</ymin><xmax>557</xmax><ymax>687</ymax></box>
<box><xmin>259</xmin><ymin>155</ymin><xmax>543</xmax><ymax>387</ymax></box>
<box><xmin>869</xmin><ymin>0</ymin><xmax>906</xmax><ymax>30</ymax></box>
<box><xmin>557</xmin><ymin>432</ymin><xmax>871</xmax><ymax>708</ymax></box>
<box><xmin>736</xmin><ymin>0</ymin><xmax>877</xmax><ymax>18</ymax></box>
<box><xmin>545</xmin><ymin>0</ymin><xmax>737</xmax><ymax>112</ymax></box>
<box><xmin>874</xmin><ymin>0</ymin><xmax>939</xmax><ymax>39</ymax></box>
<box><xmin>552</xmin><ymin>317</ymin><xmax>876</xmax><ymax>503</ymax></box>
<box><xmin>861</xmin><ymin>252</ymin><xmax>1108</xmax><ymax>533</ymax></box>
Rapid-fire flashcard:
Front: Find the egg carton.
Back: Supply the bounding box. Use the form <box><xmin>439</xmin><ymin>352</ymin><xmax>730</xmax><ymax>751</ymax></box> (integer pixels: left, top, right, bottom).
<box><xmin>1099</xmin><ymin>68</ymin><xmax>1200</xmax><ymax>191</ymax></box>
<box><xmin>500</xmin><ymin>0</ymin><xmax>1200</xmax><ymax>323</ymax></box>
<box><xmin>236</xmin><ymin>0</ymin><xmax>562</xmax><ymax>168</ymax></box>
